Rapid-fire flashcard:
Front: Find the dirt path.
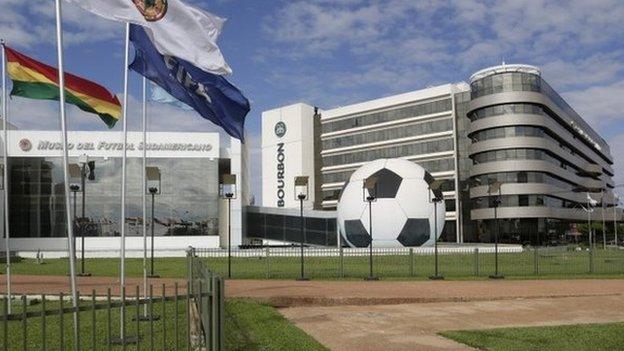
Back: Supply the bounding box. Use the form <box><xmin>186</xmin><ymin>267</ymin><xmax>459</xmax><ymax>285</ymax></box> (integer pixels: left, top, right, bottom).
<box><xmin>225</xmin><ymin>279</ymin><xmax>624</xmax><ymax>306</ymax></box>
<box><xmin>0</xmin><ymin>274</ymin><xmax>186</xmax><ymax>296</ymax></box>
<box><xmin>280</xmin><ymin>295</ymin><xmax>624</xmax><ymax>351</ymax></box>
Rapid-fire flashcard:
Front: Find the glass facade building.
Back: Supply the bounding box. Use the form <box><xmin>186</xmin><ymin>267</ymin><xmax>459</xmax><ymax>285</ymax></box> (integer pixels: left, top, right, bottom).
<box><xmin>9</xmin><ymin>156</ymin><xmax>220</xmax><ymax>238</ymax></box>
<box><xmin>465</xmin><ymin>64</ymin><xmax>616</xmax><ymax>245</ymax></box>
<box><xmin>0</xmin><ymin>130</ymin><xmax>249</xmax><ymax>253</ymax></box>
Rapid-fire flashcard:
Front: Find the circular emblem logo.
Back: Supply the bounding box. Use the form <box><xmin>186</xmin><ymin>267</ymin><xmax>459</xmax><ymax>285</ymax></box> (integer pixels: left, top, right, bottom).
<box><xmin>19</xmin><ymin>138</ymin><xmax>32</xmax><ymax>152</ymax></box>
<box><xmin>133</xmin><ymin>0</ymin><xmax>168</xmax><ymax>22</ymax></box>
<box><xmin>275</xmin><ymin>122</ymin><xmax>287</xmax><ymax>138</ymax></box>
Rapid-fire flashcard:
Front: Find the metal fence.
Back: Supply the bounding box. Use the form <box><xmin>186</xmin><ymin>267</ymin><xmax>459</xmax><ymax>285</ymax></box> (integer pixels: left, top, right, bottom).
<box><xmin>194</xmin><ymin>245</ymin><xmax>624</xmax><ymax>280</ymax></box>
<box><xmin>1</xmin><ymin>251</ymin><xmax>225</xmax><ymax>351</ymax></box>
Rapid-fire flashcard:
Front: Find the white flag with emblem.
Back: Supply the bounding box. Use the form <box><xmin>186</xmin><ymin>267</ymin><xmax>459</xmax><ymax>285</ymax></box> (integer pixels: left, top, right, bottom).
<box><xmin>63</xmin><ymin>0</ymin><xmax>232</xmax><ymax>75</ymax></box>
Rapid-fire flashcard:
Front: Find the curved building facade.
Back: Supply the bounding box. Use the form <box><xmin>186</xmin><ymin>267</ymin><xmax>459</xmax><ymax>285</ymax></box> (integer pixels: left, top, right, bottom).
<box><xmin>260</xmin><ymin>63</ymin><xmax>621</xmax><ymax>246</ymax></box>
<box><xmin>464</xmin><ymin>64</ymin><xmax>616</xmax><ymax>244</ymax></box>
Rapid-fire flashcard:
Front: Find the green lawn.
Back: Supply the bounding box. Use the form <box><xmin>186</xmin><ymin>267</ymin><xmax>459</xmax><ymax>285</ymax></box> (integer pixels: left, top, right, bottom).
<box><xmin>3</xmin><ymin>298</ymin><xmax>188</xmax><ymax>350</ymax></box>
<box><xmin>225</xmin><ymin>298</ymin><xmax>327</xmax><ymax>351</ymax></box>
<box><xmin>3</xmin><ymin>248</ymin><xmax>624</xmax><ymax>280</ymax></box>
<box><xmin>3</xmin><ymin>298</ymin><xmax>324</xmax><ymax>350</ymax></box>
<box><xmin>440</xmin><ymin>322</ymin><xmax>624</xmax><ymax>351</ymax></box>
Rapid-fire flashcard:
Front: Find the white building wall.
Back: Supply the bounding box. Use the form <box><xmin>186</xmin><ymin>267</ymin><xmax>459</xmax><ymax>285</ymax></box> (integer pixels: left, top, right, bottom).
<box><xmin>261</xmin><ymin>103</ymin><xmax>317</xmax><ymax>209</ymax></box>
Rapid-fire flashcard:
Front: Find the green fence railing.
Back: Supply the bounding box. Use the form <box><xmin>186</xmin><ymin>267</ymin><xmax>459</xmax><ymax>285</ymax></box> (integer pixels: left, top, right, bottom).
<box><xmin>1</xmin><ymin>249</ymin><xmax>225</xmax><ymax>351</ymax></box>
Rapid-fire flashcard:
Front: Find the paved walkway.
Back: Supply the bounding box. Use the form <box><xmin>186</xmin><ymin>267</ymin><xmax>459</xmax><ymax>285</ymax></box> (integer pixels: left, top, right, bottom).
<box><xmin>281</xmin><ymin>295</ymin><xmax>624</xmax><ymax>351</ymax></box>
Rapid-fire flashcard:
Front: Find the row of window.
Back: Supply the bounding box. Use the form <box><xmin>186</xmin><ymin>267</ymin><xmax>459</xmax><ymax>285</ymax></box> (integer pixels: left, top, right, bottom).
<box><xmin>472</xmin><ymin>148</ymin><xmax>561</xmax><ymax>166</ymax></box>
<box><xmin>469</xmin><ymin>72</ymin><xmax>609</xmax><ymax>155</ymax></box>
<box><xmin>322</xmin><ymin>98</ymin><xmax>452</xmax><ymax>134</ymax></box>
<box><xmin>470</xmin><ymin>72</ymin><xmax>541</xmax><ymax>99</ymax></box>
<box><xmin>322</xmin><ymin>138</ymin><xmax>454</xmax><ymax>167</ymax></box>
<box><xmin>469</xmin><ymin>171</ymin><xmax>577</xmax><ymax>190</ymax></box>
<box><xmin>321</xmin><ymin>183</ymin><xmax>457</xmax><ymax>203</ymax></box>
<box><xmin>471</xmin><ymin>194</ymin><xmax>581</xmax><ymax>209</ymax></box>
<box><xmin>322</xmin><ymin>118</ymin><xmax>453</xmax><ymax>150</ymax></box>
<box><xmin>468</xmin><ymin>103</ymin><xmax>544</xmax><ymax>122</ymax></box>
<box><xmin>470</xmin><ymin>125</ymin><xmax>544</xmax><ymax>142</ymax></box>
<box><xmin>321</xmin><ymin>157</ymin><xmax>456</xmax><ymax>184</ymax></box>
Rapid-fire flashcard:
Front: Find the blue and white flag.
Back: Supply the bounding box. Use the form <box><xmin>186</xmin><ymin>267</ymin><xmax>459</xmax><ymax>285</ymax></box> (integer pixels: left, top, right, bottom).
<box><xmin>129</xmin><ymin>24</ymin><xmax>250</xmax><ymax>140</ymax></box>
<box><xmin>150</xmin><ymin>85</ymin><xmax>193</xmax><ymax>111</ymax></box>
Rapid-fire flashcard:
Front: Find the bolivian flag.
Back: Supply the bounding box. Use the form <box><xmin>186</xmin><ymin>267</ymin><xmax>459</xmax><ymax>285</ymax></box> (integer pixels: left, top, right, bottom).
<box><xmin>5</xmin><ymin>46</ymin><xmax>121</xmax><ymax>128</ymax></box>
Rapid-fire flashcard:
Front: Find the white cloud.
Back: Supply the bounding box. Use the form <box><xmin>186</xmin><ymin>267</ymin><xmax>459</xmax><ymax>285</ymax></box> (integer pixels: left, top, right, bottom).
<box><xmin>0</xmin><ymin>1</ymin><xmax>121</xmax><ymax>49</ymax></box>
<box><xmin>562</xmin><ymin>80</ymin><xmax>624</xmax><ymax>133</ymax></box>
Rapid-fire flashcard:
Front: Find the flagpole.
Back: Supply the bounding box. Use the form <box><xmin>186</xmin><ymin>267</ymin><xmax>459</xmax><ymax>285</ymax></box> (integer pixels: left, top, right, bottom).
<box><xmin>142</xmin><ymin>76</ymin><xmax>148</xmax><ymax>315</ymax></box>
<box><xmin>1</xmin><ymin>39</ymin><xmax>11</xmax><ymax>314</ymax></box>
<box><xmin>54</xmin><ymin>0</ymin><xmax>79</xmax><ymax>347</ymax></box>
<box><xmin>120</xmin><ymin>21</ymin><xmax>130</xmax><ymax>339</ymax></box>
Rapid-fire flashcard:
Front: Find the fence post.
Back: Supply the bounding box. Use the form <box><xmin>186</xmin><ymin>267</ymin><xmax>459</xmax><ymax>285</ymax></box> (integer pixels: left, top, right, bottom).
<box><xmin>211</xmin><ymin>276</ymin><xmax>219</xmax><ymax>351</ymax></box>
<box><xmin>187</xmin><ymin>246</ymin><xmax>194</xmax><ymax>295</ymax></box>
<box><xmin>265</xmin><ymin>247</ymin><xmax>270</xmax><ymax>279</ymax></box>
<box><xmin>409</xmin><ymin>248</ymin><xmax>414</xmax><ymax>277</ymax></box>
<box><xmin>219</xmin><ymin>277</ymin><xmax>225</xmax><ymax>351</ymax></box>
<box><xmin>474</xmin><ymin>248</ymin><xmax>479</xmax><ymax>276</ymax></box>
<box><xmin>339</xmin><ymin>246</ymin><xmax>344</xmax><ymax>278</ymax></box>
<box><xmin>533</xmin><ymin>247</ymin><xmax>539</xmax><ymax>275</ymax></box>
<box><xmin>589</xmin><ymin>248</ymin><xmax>594</xmax><ymax>274</ymax></box>
<box><xmin>3</xmin><ymin>296</ymin><xmax>8</xmax><ymax>351</ymax></box>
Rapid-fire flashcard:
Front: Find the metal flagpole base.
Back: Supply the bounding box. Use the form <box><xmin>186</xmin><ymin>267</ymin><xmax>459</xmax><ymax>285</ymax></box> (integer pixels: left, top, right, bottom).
<box><xmin>296</xmin><ymin>277</ymin><xmax>309</xmax><ymax>281</ymax></box>
<box><xmin>133</xmin><ymin>314</ymin><xmax>160</xmax><ymax>322</ymax></box>
<box><xmin>488</xmin><ymin>274</ymin><xmax>505</xmax><ymax>279</ymax></box>
<box><xmin>147</xmin><ymin>274</ymin><xmax>160</xmax><ymax>278</ymax></box>
<box><xmin>76</xmin><ymin>272</ymin><xmax>92</xmax><ymax>277</ymax></box>
<box><xmin>428</xmin><ymin>275</ymin><xmax>444</xmax><ymax>280</ymax></box>
<box><xmin>364</xmin><ymin>276</ymin><xmax>379</xmax><ymax>281</ymax></box>
<box><xmin>111</xmin><ymin>336</ymin><xmax>139</xmax><ymax>345</ymax></box>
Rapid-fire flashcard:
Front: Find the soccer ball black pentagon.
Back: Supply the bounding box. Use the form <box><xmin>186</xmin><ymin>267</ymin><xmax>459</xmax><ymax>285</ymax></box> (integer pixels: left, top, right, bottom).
<box><xmin>337</xmin><ymin>159</ymin><xmax>446</xmax><ymax>247</ymax></box>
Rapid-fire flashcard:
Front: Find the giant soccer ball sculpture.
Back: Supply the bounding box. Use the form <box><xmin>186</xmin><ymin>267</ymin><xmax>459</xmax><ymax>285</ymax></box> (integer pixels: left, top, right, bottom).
<box><xmin>337</xmin><ymin>159</ymin><xmax>445</xmax><ymax>247</ymax></box>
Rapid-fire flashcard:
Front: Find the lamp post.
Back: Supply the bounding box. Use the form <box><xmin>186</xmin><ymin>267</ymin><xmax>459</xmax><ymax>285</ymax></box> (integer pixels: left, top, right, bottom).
<box><xmin>219</xmin><ymin>174</ymin><xmax>237</xmax><ymax>279</ymax></box>
<box><xmin>146</xmin><ymin>167</ymin><xmax>161</xmax><ymax>278</ymax></box>
<box><xmin>69</xmin><ymin>161</ymin><xmax>92</xmax><ymax>276</ymax></box>
<box><xmin>69</xmin><ymin>183</ymin><xmax>79</xmax><ymax>267</ymax></box>
<box><xmin>614</xmin><ymin>195</ymin><xmax>619</xmax><ymax>247</ymax></box>
<box><xmin>428</xmin><ymin>179</ymin><xmax>446</xmax><ymax>280</ymax></box>
<box><xmin>363</xmin><ymin>176</ymin><xmax>379</xmax><ymax>281</ymax></box>
<box><xmin>79</xmin><ymin>156</ymin><xmax>94</xmax><ymax>276</ymax></box>
<box><xmin>294</xmin><ymin>176</ymin><xmax>309</xmax><ymax>281</ymax></box>
<box><xmin>488</xmin><ymin>181</ymin><xmax>504</xmax><ymax>279</ymax></box>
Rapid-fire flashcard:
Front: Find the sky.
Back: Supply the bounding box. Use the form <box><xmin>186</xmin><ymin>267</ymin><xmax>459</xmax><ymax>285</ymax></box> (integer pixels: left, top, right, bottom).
<box><xmin>1</xmin><ymin>0</ymin><xmax>624</xmax><ymax>200</ymax></box>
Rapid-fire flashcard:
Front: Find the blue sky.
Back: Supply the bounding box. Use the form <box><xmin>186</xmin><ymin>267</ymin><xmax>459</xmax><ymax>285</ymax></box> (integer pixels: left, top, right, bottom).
<box><xmin>2</xmin><ymin>0</ymin><xmax>624</xmax><ymax>197</ymax></box>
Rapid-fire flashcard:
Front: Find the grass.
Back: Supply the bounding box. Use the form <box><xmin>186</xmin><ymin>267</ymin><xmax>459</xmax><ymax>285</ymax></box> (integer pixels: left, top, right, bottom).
<box><xmin>440</xmin><ymin>322</ymin><xmax>624</xmax><ymax>351</ymax></box>
<box><xmin>3</xmin><ymin>298</ymin><xmax>324</xmax><ymax>351</ymax></box>
<box><xmin>3</xmin><ymin>249</ymin><xmax>624</xmax><ymax>280</ymax></box>
<box><xmin>3</xmin><ymin>298</ymin><xmax>188</xmax><ymax>350</ymax></box>
<box><xmin>225</xmin><ymin>298</ymin><xmax>327</xmax><ymax>351</ymax></box>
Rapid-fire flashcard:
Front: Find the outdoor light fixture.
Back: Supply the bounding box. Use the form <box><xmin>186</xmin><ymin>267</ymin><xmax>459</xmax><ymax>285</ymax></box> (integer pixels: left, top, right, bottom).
<box><xmin>488</xmin><ymin>180</ymin><xmax>504</xmax><ymax>279</ymax></box>
<box><xmin>294</xmin><ymin>176</ymin><xmax>309</xmax><ymax>281</ymax></box>
<box><xmin>146</xmin><ymin>166</ymin><xmax>161</xmax><ymax>278</ymax></box>
<box><xmin>362</xmin><ymin>176</ymin><xmax>379</xmax><ymax>281</ymax></box>
<box><xmin>69</xmin><ymin>158</ymin><xmax>92</xmax><ymax>277</ymax></box>
<box><xmin>220</xmin><ymin>174</ymin><xmax>237</xmax><ymax>279</ymax></box>
<box><xmin>428</xmin><ymin>179</ymin><xmax>446</xmax><ymax>280</ymax></box>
